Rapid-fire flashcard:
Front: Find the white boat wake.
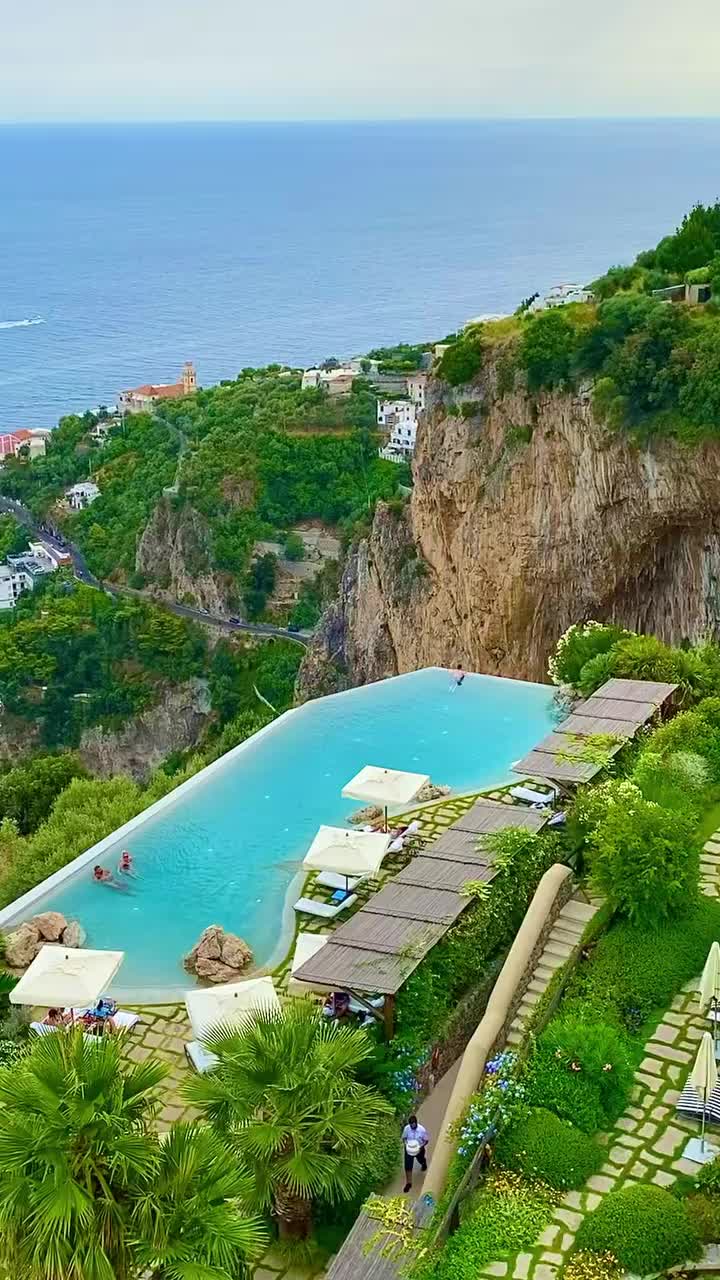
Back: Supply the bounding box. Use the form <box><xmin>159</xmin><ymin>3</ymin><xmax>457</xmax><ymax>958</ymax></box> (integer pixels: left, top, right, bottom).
<box><xmin>0</xmin><ymin>318</ymin><xmax>44</xmax><ymax>330</ymax></box>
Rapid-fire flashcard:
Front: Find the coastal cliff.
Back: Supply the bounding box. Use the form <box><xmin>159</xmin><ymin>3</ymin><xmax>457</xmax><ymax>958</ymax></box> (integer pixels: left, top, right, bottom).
<box><xmin>77</xmin><ymin>678</ymin><xmax>212</xmax><ymax>781</ymax></box>
<box><xmin>298</xmin><ymin>363</ymin><xmax>720</xmax><ymax>694</ymax></box>
<box><xmin>135</xmin><ymin>497</ymin><xmax>236</xmax><ymax>616</ymax></box>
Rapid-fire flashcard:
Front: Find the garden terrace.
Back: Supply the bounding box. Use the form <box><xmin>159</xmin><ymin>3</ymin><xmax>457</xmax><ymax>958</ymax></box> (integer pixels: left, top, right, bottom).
<box><xmin>293</xmin><ymin>798</ymin><xmax>548</xmax><ymax>1026</ymax></box>
<box><xmin>512</xmin><ymin>677</ymin><xmax>678</xmax><ymax>785</ymax></box>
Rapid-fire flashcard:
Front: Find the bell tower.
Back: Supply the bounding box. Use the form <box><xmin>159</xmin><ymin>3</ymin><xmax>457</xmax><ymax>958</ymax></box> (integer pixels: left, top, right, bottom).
<box><xmin>182</xmin><ymin>361</ymin><xmax>197</xmax><ymax>395</ymax></box>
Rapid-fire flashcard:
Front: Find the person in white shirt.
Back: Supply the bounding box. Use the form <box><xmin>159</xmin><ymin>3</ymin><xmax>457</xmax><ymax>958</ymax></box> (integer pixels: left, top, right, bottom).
<box><xmin>401</xmin><ymin>1114</ymin><xmax>429</xmax><ymax>1192</ymax></box>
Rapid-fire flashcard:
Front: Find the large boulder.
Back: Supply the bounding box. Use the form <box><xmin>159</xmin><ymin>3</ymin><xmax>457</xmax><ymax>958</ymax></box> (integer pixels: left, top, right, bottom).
<box><xmin>61</xmin><ymin>921</ymin><xmax>86</xmax><ymax>949</ymax></box>
<box><xmin>184</xmin><ymin>925</ymin><xmax>253</xmax><ymax>983</ymax></box>
<box><xmin>3</xmin><ymin>913</ymin><xmax>86</xmax><ymax>969</ymax></box>
<box><xmin>4</xmin><ymin>921</ymin><xmax>42</xmax><ymax>969</ymax></box>
<box><xmin>34</xmin><ymin>911</ymin><xmax>67</xmax><ymax>942</ymax></box>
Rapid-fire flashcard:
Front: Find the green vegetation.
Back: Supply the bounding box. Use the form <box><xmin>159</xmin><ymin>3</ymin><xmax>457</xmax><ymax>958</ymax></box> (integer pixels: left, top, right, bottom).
<box><xmin>526</xmin><ymin>1017</ymin><xmax>633</xmax><ymax>1131</ymax></box>
<box><xmin>0</xmin><ymin>371</ymin><xmax>405</xmax><ymax>594</ymax></box>
<box><xmin>494</xmin><ymin>1108</ymin><xmax>603</xmax><ymax>1190</ymax></box>
<box><xmin>0</xmin><ymin>514</ymin><xmax>29</xmax><ymax>560</ymax></box>
<box><xmin>433</xmin><ymin>205</ymin><xmax>720</xmax><ymax>441</ymax></box>
<box><xmin>0</xmin><ymin>575</ymin><xmax>206</xmax><ymax>747</ymax></box>
<box><xmin>0</xmin><ymin>753</ymin><xmax>87</xmax><ymax>834</ymax></box>
<box><xmin>366</xmin><ymin>342</ymin><xmax>429</xmax><ymax>373</ymax></box>
<box><xmin>573</xmin><ymin>1185</ymin><xmax>701</xmax><ymax>1274</ymax></box>
<box><xmin>0</xmin><ymin>1028</ymin><xmax>266</xmax><ymax>1280</ymax></box>
<box><xmin>185</xmin><ymin>1002</ymin><xmax>392</xmax><ymax>1239</ymax></box>
<box><xmin>430</xmin><ymin>1172</ymin><xmax>558</xmax><ymax>1280</ymax></box>
<box><xmin>437</xmin><ymin>329</ymin><xmax>484</xmax><ymax>386</ymax></box>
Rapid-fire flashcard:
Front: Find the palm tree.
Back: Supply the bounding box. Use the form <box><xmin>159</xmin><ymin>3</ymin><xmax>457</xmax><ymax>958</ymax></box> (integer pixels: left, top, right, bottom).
<box><xmin>185</xmin><ymin>1000</ymin><xmax>393</xmax><ymax>1239</ymax></box>
<box><xmin>0</xmin><ymin>1028</ymin><xmax>264</xmax><ymax>1280</ymax></box>
<box><xmin>130</xmin><ymin>1122</ymin><xmax>267</xmax><ymax>1279</ymax></box>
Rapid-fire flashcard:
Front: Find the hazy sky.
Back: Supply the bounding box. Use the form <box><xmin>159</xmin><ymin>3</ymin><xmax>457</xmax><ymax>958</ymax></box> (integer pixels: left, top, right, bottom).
<box><xmin>1</xmin><ymin>0</ymin><xmax>719</xmax><ymax>123</ymax></box>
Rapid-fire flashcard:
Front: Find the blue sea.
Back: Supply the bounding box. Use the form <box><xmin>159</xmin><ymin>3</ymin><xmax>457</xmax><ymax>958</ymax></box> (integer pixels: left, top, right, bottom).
<box><xmin>1</xmin><ymin>118</ymin><xmax>720</xmax><ymax>430</ymax></box>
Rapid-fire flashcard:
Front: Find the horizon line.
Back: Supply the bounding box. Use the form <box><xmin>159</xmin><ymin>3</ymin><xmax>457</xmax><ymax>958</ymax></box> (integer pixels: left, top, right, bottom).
<box><xmin>1</xmin><ymin>113</ymin><xmax>720</xmax><ymax>128</ymax></box>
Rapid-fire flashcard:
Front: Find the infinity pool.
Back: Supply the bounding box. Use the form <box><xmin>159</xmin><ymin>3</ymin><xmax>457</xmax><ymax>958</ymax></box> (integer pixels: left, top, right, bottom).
<box><xmin>3</xmin><ymin>669</ymin><xmax>555</xmax><ymax>997</ymax></box>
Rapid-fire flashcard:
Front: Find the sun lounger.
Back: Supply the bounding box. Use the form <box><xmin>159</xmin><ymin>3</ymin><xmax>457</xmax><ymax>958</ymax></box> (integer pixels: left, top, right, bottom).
<box><xmin>293</xmin><ymin>893</ymin><xmax>358</xmax><ymax>919</ymax></box>
<box><xmin>315</xmin><ymin>871</ymin><xmax>363</xmax><ymax>891</ymax></box>
<box><xmin>510</xmin><ymin>785</ymin><xmax>557</xmax><ymax>807</ymax></box>
<box><xmin>288</xmin><ymin>931</ymin><xmax>330</xmax><ymax>995</ymax></box>
<box><xmin>185</xmin><ymin>1041</ymin><xmax>219</xmax><ymax>1074</ymax></box>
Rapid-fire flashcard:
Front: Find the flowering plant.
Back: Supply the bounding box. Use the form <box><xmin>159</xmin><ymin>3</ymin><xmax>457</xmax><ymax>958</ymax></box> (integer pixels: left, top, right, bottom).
<box><xmin>452</xmin><ymin>1051</ymin><xmax>528</xmax><ymax>1162</ymax></box>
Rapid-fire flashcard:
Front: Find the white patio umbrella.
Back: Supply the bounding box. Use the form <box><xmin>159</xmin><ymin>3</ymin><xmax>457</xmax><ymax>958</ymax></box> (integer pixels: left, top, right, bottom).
<box><xmin>700</xmin><ymin>942</ymin><xmax>720</xmax><ymax>1055</ymax></box>
<box><xmin>288</xmin><ymin>931</ymin><xmax>330</xmax><ymax>994</ymax></box>
<box><xmin>184</xmin><ymin>975</ymin><xmax>280</xmax><ymax>1042</ymax></box>
<box><xmin>342</xmin><ymin>765</ymin><xmax>429</xmax><ymax>830</ymax></box>
<box><xmin>684</xmin><ymin>1031</ymin><xmax>720</xmax><ymax>1164</ymax></box>
<box><xmin>9</xmin><ymin>945</ymin><xmax>125</xmax><ymax>1013</ymax></box>
<box><xmin>303</xmin><ymin>825</ymin><xmax>391</xmax><ymax>890</ymax></box>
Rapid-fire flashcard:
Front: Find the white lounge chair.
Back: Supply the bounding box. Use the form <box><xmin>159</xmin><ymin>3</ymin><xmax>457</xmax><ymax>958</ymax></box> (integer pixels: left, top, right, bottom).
<box><xmin>315</xmin><ymin>871</ymin><xmax>363</xmax><ymax>892</ymax></box>
<box><xmin>510</xmin><ymin>784</ymin><xmax>557</xmax><ymax>807</ymax></box>
<box><xmin>293</xmin><ymin>893</ymin><xmax>358</xmax><ymax>919</ymax></box>
<box><xmin>69</xmin><ymin>1008</ymin><xmax>142</xmax><ymax>1030</ymax></box>
<box><xmin>185</xmin><ymin>1041</ymin><xmax>219</xmax><ymax>1074</ymax></box>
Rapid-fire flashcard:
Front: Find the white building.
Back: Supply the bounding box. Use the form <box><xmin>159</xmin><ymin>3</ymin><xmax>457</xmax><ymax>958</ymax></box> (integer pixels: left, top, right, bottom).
<box><xmin>66</xmin><ymin>481</ymin><xmax>100</xmax><ymax>510</ymax></box>
<box><xmin>0</xmin><ymin>565</ymin><xmax>31</xmax><ymax>609</ymax></box>
<box><xmin>407</xmin><ymin>373</ymin><xmax>427</xmax><ymax>412</ymax></box>
<box><xmin>377</xmin><ymin>399</ymin><xmax>418</xmax><ymax>464</ymax></box>
<box><xmin>301</xmin><ymin>366</ymin><xmax>356</xmax><ymax>396</ymax></box>
<box><xmin>529</xmin><ymin>284</ymin><xmax>594</xmax><ymax>312</ymax></box>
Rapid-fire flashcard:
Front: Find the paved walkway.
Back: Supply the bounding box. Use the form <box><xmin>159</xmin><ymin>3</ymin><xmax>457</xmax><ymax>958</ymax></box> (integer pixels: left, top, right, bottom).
<box><xmin>476</xmin><ymin>828</ymin><xmax>720</xmax><ymax>1280</ymax></box>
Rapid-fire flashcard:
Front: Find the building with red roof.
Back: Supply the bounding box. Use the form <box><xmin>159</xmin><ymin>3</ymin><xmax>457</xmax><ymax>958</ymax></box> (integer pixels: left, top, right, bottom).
<box><xmin>119</xmin><ymin>362</ymin><xmax>196</xmax><ymax>415</ymax></box>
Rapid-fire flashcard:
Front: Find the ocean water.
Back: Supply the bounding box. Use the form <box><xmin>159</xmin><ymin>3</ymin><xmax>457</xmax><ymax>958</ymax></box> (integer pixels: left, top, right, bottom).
<box><xmin>2</xmin><ymin>118</ymin><xmax>720</xmax><ymax>429</ymax></box>
<box><xmin>7</xmin><ymin>669</ymin><xmax>556</xmax><ymax>997</ymax></box>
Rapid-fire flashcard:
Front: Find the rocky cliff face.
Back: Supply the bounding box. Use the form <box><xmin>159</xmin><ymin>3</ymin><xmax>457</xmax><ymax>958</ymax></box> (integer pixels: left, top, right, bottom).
<box><xmin>135</xmin><ymin>497</ymin><xmax>235</xmax><ymax>616</ymax></box>
<box><xmin>77</xmin><ymin>678</ymin><xmax>212</xmax><ymax>781</ymax></box>
<box><xmin>298</xmin><ymin>364</ymin><xmax>720</xmax><ymax>694</ymax></box>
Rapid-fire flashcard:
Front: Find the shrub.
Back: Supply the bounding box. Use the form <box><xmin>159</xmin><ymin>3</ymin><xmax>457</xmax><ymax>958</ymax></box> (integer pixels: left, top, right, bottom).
<box><xmin>547</xmin><ymin>621</ymin><xmax>630</xmax><ymax>690</ymax></box>
<box><xmin>434</xmin><ymin>1172</ymin><xmax>556</xmax><ymax>1279</ymax></box>
<box><xmin>686</xmin><ymin>1192</ymin><xmax>720</xmax><ymax>1244</ymax></box>
<box><xmin>632</xmin><ymin>749</ymin><xmax>709</xmax><ymax>813</ymax></box>
<box><xmin>539</xmin><ymin>1017</ymin><xmax>634</xmax><ymax>1124</ymax></box>
<box><xmin>646</xmin><ymin>709</ymin><xmax>720</xmax><ymax>781</ymax></box>
<box><xmin>520</xmin><ymin>308</ymin><xmax>577</xmax><ymax>390</ymax></box>
<box><xmin>314</xmin><ymin>1121</ymin><xmax>400</xmax><ymax>1234</ymax></box>
<box><xmin>587</xmin><ymin>783</ymin><xmax>700</xmax><ymax>926</ymax></box>
<box><xmin>695</xmin><ymin>1150</ymin><xmax>720</xmax><ymax>1194</ymax></box>
<box><xmin>494</xmin><ymin>1108</ymin><xmax>603</xmax><ymax>1189</ymax></box>
<box><xmin>574</xmin><ymin>1184</ymin><xmax>701</xmax><ymax>1273</ymax></box>
<box><xmin>438</xmin><ymin>336</ymin><xmax>483</xmax><ymax>387</ymax></box>
<box><xmin>566</xmin><ymin>895</ymin><xmax>720</xmax><ymax>1033</ymax></box>
<box><xmin>524</xmin><ymin>1048</ymin><xmax>607</xmax><ymax>1134</ymax></box>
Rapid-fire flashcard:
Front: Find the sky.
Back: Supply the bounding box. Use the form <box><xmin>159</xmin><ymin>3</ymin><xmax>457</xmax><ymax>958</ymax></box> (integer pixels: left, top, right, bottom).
<box><xmin>1</xmin><ymin>0</ymin><xmax>719</xmax><ymax>123</ymax></box>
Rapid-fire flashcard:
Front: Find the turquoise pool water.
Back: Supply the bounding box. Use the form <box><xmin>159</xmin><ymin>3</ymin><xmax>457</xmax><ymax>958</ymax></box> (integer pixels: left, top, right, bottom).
<box><xmin>12</xmin><ymin>669</ymin><xmax>556</xmax><ymax>996</ymax></box>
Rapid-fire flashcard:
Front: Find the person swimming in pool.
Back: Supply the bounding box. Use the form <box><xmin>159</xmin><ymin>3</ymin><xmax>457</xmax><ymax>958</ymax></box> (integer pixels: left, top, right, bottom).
<box><xmin>118</xmin><ymin>850</ymin><xmax>136</xmax><ymax>876</ymax></box>
<box><xmin>451</xmin><ymin>663</ymin><xmax>466</xmax><ymax>688</ymax></box>
<box><xmin>92</xmin><ymin>865</ymin><xmax>128</xmax><ymax>891</ymax></box>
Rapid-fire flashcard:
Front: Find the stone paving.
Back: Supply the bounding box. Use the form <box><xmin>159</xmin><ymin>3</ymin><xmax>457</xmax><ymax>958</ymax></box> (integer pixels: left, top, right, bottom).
<box><xmin>476</xmin><ymin>829</ymin><xmax>720</xmax><ymax>1280</ymax></box>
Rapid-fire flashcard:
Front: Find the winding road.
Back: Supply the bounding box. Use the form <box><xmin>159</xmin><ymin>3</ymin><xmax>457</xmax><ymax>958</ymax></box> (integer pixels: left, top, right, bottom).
<box><xmin>0</xmin><ymin>495</ymin><xmax>310</xmax><ymax>647</ymax></box>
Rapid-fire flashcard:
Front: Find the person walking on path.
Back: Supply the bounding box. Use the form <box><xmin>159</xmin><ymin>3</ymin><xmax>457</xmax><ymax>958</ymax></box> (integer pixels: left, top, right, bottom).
<box><xmin>402</xmin><ymin>1114</ymin><xmax>429</xmax><ymax>1193</ymax></box>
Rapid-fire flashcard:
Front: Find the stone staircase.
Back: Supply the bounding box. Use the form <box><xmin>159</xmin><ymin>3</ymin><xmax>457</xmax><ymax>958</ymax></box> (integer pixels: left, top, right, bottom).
<box><xmin>506</xmin><ymin>895</ymin><xmax>597</xmax><ymax>1048</ymax></box>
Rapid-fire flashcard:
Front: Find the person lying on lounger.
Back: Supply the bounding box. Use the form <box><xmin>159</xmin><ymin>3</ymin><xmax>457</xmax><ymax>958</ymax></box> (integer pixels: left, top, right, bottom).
<box><xmin>43</xmin><ymin>1008</ymin><xmax>69</xmax><ymax>1027</ymax></box>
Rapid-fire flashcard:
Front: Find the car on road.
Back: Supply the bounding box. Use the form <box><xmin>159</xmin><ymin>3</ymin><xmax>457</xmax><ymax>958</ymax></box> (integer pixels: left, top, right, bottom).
<box><xmin>287</xmin><ymin>623</ymin><xmax>301</xmax><ymax>633</ymax></box>
<box><xmin>229</xmin><ymin>616</ymin><xmax>241</xmax><ymax>624</ymax></box>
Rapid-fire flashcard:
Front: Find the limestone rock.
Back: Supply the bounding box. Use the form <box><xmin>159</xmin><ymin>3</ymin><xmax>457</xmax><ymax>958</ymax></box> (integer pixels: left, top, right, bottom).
<box><xmin>61</xmin><ymin>921</ymin><xmax>86</xmax><ymax>948</ymax></box>
<box><xmin>349</xmin><ymin>804</ymin><xmax>383</xmax><ymax>825</ymax></box>
<box><xmin>78</xmin><ymin>678</ymin><xmax>211</xmax><ymax>783</ymax></box>
<box><xmin>4</xmin><ymin>921</ymin><xmax>41</xmax><ymax>969</ymax></box>
<box><xmin>184</xmin><ymin>925</ymin><xmax>253</xmax><ymax>982</ymax></box>
<box><xmin>297</xmin><ymin>363</ymin><xmax>720</xmax><ymax>694</ymax></box>
<box><xmin>33</xmin><ymin>911</ymin><xmax>67</xmax><ymax>942</ymax></box>
<box><xmin>417</xmin><ymin>782</ymin><xmax>450</xmax><ymax>802</ymax></box>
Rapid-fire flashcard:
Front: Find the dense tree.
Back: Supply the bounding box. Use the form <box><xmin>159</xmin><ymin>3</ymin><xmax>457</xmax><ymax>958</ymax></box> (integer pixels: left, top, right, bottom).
<box><xmin>520</xmin><ymin>308</ymin><xmax>576</xmax><ymax>390</ymax></box>
<box><xmin>0</xmin><ymin>1029</ymin><xmax>265</xmax><ymax>1280</ymax></box>
<box><xmin>186</xmin><ymin>1002</ymin><xmax>392</xmax><ymax>1239</ymax></box>
<box><xmin>0</xmin><ymin>754</ymin><xmax>87</xmax><ymax>834</ymax></box>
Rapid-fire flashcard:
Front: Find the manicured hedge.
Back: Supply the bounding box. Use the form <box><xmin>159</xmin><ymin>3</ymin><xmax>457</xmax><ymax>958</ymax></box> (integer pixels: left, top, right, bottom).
<box><xmin>574</xmin><ymin>1184</ymin><xmax>701</xmax><ymax>1274</ymax></box>
<box><xmin>494</xmin><ymin>1108</ymin><xmax>604</xmax><ymax>1189</ymax></box>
